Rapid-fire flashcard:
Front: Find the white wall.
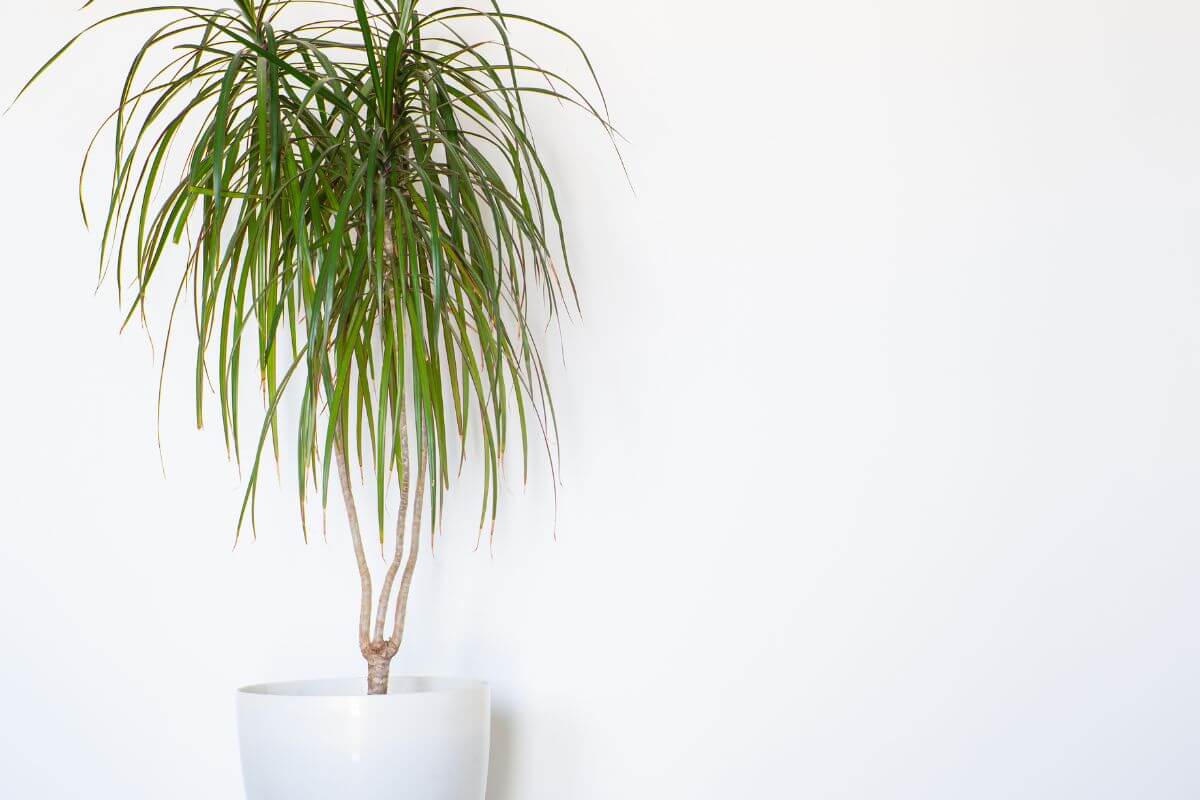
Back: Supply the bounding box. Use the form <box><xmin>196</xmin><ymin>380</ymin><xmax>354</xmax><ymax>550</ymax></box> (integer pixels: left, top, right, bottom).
<box><xmin>3</xmin><ymin>1</ymin><xmax>1200</xmax><ymax>797</ymax></box>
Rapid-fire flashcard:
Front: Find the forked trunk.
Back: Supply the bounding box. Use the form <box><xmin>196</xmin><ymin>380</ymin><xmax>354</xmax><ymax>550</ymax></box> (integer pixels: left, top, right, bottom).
<box><xmin>333</xmin><ymin>433</ymin><xmax>426</xmax><ymax>698</ymax></box>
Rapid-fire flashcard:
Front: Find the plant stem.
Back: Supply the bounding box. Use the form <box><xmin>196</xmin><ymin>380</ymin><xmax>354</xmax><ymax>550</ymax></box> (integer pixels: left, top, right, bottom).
<box><xmin>333</xmin><ymin>434</ymin><xmax>374</xmax><ymax>658</ymax></box>
<box><xmin>388</xmin><ymin>450</ymin><xmax>427</xmax><ymax>652</ymax></box>
<box><xmin>390</xmin><ymin>450</ymin><xmax>427</xmax><ymax>651</ymax></box>
<box><xmin>373</xmin><ymin>406</ymin><xmax>411</xmax><ymax>641</ymax></box>
<box><xmin>367</xmin><ymin>652</ymin><xmax>391</xmax><ymax>696</ymax></box>
<box><xmin>335</xmin><ymin>416</ymin><xmax>428</xmax><ymax>695</ymax></box>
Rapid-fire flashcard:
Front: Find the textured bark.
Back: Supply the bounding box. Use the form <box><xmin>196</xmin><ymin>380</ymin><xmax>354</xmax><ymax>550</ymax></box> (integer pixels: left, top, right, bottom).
<box><xmin>333</xmin><ymin>436</ymin><xmax>374</xmax><ymax>658</ymax></box>
<box><xmin>367</xmin><ymin>652</ymin><xmax>391</xmax><ymax>696</ymax></box>
<box><xmin>373</xmin><ymin>406</ymin><xmax>411</xmax><ymax>641</ymax></box>
<box><xmin>389</xmin><ymin>453</ymin><xmax>427</xmax><ymax>651</ymax></box>
<box><xmin>334</xmin><ymin>420</ymin><xmax>429</xmax><ymax>696</ymax></box>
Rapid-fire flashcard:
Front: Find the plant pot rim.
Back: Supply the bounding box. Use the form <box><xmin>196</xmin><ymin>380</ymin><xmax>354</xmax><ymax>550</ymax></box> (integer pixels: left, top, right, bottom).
<box><xmin>238</xmin><ymin>676</ymin><xmax>489</xmax><ymax>699</ymax></box>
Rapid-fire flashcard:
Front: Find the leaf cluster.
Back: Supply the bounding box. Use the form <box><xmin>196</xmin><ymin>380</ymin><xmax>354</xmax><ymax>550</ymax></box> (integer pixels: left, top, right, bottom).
<box><xmin>20</xmin><ymin>0</ymin><xmax>616</xmax><ymax>541</ymax></box>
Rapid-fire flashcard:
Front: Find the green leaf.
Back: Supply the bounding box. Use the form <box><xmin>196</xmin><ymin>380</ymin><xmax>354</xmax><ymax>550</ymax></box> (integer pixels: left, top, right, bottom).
<box><xmin>25</xmin><ymin>0</ymin><xmax>620</xmax><ymax>551</ymax></box>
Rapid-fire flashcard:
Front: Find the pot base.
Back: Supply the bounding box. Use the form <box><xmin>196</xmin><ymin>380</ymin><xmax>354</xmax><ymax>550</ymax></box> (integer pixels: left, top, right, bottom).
<box><xmin>237</xmin><ymin>677</ymin><xmax>490</xmax><ymax>800</ymax></box>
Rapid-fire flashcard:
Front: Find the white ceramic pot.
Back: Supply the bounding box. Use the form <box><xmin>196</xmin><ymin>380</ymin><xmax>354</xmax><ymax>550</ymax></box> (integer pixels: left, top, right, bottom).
<box><xmin>236</xmin><ymin>677</ymin><xmax>490</xmax><ymax>800</ymax></box>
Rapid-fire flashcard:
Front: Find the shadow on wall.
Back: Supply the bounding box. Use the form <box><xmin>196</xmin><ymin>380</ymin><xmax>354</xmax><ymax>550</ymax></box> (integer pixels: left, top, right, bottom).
<box><xmin>486</xmin><ymin>708</ymin><xmax>518</xmax><ymax>800</ymax></box>
<box><xmin>486</xmin><ymin>698</ymin><xmax>582</xmax><ymax>799</ymax></box>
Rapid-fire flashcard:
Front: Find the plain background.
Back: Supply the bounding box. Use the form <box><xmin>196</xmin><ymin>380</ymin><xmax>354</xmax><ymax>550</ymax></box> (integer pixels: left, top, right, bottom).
<box><xmin>3</xmin><ymin>1</ymin><xmax>1200</xmax><ymax>797</ymax></box>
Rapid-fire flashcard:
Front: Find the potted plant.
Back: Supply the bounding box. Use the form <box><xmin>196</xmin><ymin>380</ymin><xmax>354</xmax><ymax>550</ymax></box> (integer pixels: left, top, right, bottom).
<box><xmin>18</xmin><ymin>1</ymin><xmax>614</xmax><ymax>797</ymax></box>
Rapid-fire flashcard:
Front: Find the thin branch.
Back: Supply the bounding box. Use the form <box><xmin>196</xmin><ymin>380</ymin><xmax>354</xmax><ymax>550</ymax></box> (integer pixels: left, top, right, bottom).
<box><xmin>388</xmin><ymin>448</ymin><xmax>427</xmax><ymax>653</ymax></box>
<box><xmin>373</xmin><ymin>404</ymin><xmax>411</xmax><ymax>641</ymax></box>
<box><xmin>334</xmin><ymin>433</ymin><xmax>374</xmax><ymax>656</ymax></box>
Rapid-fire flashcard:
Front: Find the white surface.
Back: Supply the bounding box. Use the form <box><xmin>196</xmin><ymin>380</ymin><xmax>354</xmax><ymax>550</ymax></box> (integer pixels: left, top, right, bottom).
<box><xmin>3</xmin><ymin>1</ymin><xmax>1200</xmax><ymax>798</ymax></box>
<box><xmin>237</xmin><ymin>678</ymin><xmax>490</xmax><ymax>800</ymax></box>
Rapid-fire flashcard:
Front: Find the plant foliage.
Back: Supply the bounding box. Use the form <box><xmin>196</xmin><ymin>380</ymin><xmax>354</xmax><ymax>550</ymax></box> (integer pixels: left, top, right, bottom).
<box><xmin>20</xmin><ymin>0</ymin><xmax>615</xmax><ymax>543</ymax></box>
